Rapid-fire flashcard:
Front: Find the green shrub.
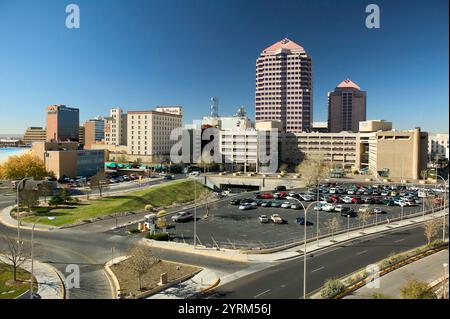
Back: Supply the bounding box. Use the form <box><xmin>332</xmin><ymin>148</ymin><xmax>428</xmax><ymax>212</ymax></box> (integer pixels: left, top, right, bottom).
<box><xmin>128</xmin><ymin>228</ymin><xmax>140</xmax><ymax>234</ymax></box>
<box><xmin>400</xmin><ymin>278</ymin><xmax>437</xmax><ymax>299</ymax></box>
<box><xmin>145</xmin><ymin>232</ymin><xmax>169</xmax><ymax>241</ymax></box>
<box><xmin>320</xmin><ymin>279</ymin><xmax>345</xmax><ymax>299</ymax></box>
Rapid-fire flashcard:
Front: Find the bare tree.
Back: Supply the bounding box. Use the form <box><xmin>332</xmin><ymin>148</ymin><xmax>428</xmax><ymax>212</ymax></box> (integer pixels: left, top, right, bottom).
<box><xmin>19</xmin><ymin>189</ymin><xmax>39</xmax><ymax>213</ymax></box>
<box><xmin>0</xmin><ymin>229</ymin><xmax>29</xmax><ymax>281</ymax></box>
<box><xmin>127</xmin><ymin>244</ymin><xmax>159</xmax><ymax>291</ymax></box>
<box><xmin>295</xmin><ymin>154</ymin><xmax>330</xmax><ymax>187</ymax></box>
<box><xmin>325</xmin><ymin>217</ymin><xmax>342</xmax><ymax>241</ymax></box>
<box><xmin>38</xmin><ymin>182</ymin><xmax>53</xmax><ymax>203</ymax></box>
<box><xmin>358</xmin><ymin>210</ymin><xmax>372</xmax><ymax>232</ymax></box>
<box><xmin>423</xmin><ymin>218</ymin><xmax>441</xmax><ymax>245</ymax></box>
<box><xmin>89</xmin><ymin>171</ymin><xmax>109</xmax><ymax>197</ymax></box>
<box><xmin>197</xmin><ymin>190</ymin><xmax>216</xmax><ymax>219</ymax></box>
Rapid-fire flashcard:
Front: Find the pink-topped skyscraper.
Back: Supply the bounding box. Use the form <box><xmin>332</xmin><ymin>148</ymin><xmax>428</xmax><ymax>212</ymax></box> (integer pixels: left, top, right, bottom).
<box><xmin>255</xmin><ymin>38</ymin><xmax>313</xmax><ymax>133</ymax></box>
<box><xmin>327</xmin><ymin>78</ymin><xmax>367</xmax><ymax>133</ymax></box>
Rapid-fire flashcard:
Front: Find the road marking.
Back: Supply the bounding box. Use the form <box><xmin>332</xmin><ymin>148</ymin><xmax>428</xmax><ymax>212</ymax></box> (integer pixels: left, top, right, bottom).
<box><xmin>254</xmin><ymin>289</ymin><xmax>271</xmax><ymax>298</ymax></box>
<box><xmin>394</xmin><ymin>238</ymin><xmax>405</xmax><ymax>243</ymax></box>
<box><xmin>356</xmin><ymin>250</ymin><xmax>368</xmax><ymax>255</ymax></box>
<box><xmin>311</xmin><ymin>266</ymin><xmax>325</xmax><ymax>273</ymax></box>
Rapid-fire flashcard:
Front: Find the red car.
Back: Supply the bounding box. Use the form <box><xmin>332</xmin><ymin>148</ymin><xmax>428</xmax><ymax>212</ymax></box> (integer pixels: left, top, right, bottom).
<box><xmin>261</xmin><ymin>193</ymin><xmax>274</xmax><ymax>199</ymax></box>
<box><xmin>352</xmin><ymin>197</ymin><xmax>362</xmax><ymax>204</ymax></box>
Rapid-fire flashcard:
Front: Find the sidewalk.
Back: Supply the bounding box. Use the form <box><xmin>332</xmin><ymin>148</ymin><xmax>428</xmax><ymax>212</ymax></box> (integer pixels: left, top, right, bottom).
<box><xmin>0</xmin><ymin>255</ymin><xmax>65</xmax><ymax>299</ymax></box>
<box><xmin>344</xmin><ymin>249</ymin><xmax>449</xmax><ymax>299</ymax></box>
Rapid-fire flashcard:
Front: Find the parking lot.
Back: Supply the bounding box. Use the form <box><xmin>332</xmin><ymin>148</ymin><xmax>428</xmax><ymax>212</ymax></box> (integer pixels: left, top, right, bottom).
<box><xmin>164</xmin><ymin>182</ymin><xmax>447</xmax><ymax>250</ymax></box>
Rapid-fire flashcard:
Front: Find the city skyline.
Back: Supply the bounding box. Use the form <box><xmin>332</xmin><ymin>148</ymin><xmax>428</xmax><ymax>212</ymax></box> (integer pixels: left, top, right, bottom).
<box><xmin>0</xmin><ymin>0</ymin><xmax>448</xmax><ymax>134</ymax></box>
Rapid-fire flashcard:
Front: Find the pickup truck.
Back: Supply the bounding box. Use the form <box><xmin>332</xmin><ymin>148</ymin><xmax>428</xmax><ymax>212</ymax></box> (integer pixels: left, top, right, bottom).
<box><xmin>271</xmin><ymin>214</ymin><xmax>283</xmax><ymax>224</ymax></box>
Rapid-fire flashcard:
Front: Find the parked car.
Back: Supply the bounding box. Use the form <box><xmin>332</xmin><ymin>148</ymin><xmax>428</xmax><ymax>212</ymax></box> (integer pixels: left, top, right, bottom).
<box><xmin>281</xmin><ymin>201</ymin><xmax>292</xmax><ymax>208</ymax></box>
<box><xmin>271</xmin><ymin>201</ymin><xmax>282</xmax><ymax>208</ymax></box>
<box><xmin>270</xmin><ymin>214</ymin><xmax>283</xmax><ymax>224</ymax></box>
<box><xmin>358</xmin><ymin>204</ymin><xmax>372</xmax><ymax>213</ymax></box>
<box><xmin>334</xmin><ymin>205</ymin><xmax>344</xmax><ymax>212</ymax></box>
<box><xmin>239</xmin><ymin>203</ymin><xmax>253</xmax><ymax>210</ymax></box>
<box><xmin>322</xmin><ymin>203</ymin><xmax>335</xmax><ymax>212</ymax></box>
<box><xmin>341</xmin><ymin>209</ymin><xmax>357</xmax><ymax>217</ymax></box>
<box><xmin>313</xmin><ymin>204</ymin><xmax>323</xmax><ymax>211</ymax></box>
<box><xmin>373</xmin><ymin>207</ymin><xmax>383</xmax><ymax>214</ymax></box>
<box><xmin>259</xmin><ymin>215</ymin><xmax>269</xmax><ymax>223</ymax></box>
<box><xmin>342</xmin><ymin>196</ymin><xmax>353</xmax><ymax>204</ymax></box>
<box><xmin>351</xmin><ymin>197</ymin><xmax>362</xmax><ymax>204</ymax></box>
<box><xmin>295</xmin><ymin>217</ymin><xmax>313</xmax><ymax>226</ymax></box>
<box><xmin>261</xmin><ymin>193</ymin><xmax>274</xmax><ymax>199</ymax></box>
<box><xmin>290</xmin><ymin>203</ymin><xmax>301</xmax><ymax>210</ymax></box>
<box><xmin>171</xmin><ymin>211</ymin><xmax>193</xmax><ymax>222</ymax></box>
<box><xmin>275</xmin><ymin>185</ymin><xmax>286</xmax><ymax>192</ymax></box>
<box><xmin>261</xmin><ymin>201</ymin><xmax>272</xmax><ymax>207</ymax></box>
<box><xmin>394</xmin><ymin>199</ymin><xmax>407</xmax><ymax>207</ymax></box>
<box><xmin>230</xmin><ymin>199</ymin><xmax>241</xmax><ymax>205</ymax></box>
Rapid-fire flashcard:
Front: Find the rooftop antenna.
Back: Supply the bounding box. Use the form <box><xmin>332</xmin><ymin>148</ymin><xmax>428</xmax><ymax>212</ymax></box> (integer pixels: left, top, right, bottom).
<box><xmin>235</xmin><ymin>105</ymin><xmax>247</xmax><ymax>117</ymax></box>
<box><xmin>210</xmin><ymin>97</ymin><xmax>219</xmax><ymax>118</ymax></box>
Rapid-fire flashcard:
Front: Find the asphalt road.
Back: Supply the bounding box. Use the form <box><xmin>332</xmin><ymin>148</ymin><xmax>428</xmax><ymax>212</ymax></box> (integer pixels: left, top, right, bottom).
<box><xmin>203</xmin><ymin>223</ymin><xmax>449</xmax><ymax>299</ymax></box>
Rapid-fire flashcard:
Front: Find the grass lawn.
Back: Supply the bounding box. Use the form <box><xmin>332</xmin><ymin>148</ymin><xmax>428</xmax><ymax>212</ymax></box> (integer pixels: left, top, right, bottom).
<box><xmin>0</xmin><ymin>264</ymin><xmax>33</xmax><ymax>299</ymax></box>
<box><xmin>22</xmin><ymin>180</ymin><xmax>209</xmax><ymax>227</ymax></box>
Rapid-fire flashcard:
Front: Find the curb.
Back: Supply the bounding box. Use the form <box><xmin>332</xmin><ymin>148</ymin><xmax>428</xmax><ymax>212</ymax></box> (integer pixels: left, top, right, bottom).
<box><xmin>104</xmin><ymin>256</ymin><xmax>127</xmax><ymax>299</ymax></box>
<box><xmin>200</xmin><ymin>277</ymin><xmax>221</xmax><ymax>294</ymax></box>
<box><xmin>0</xmin><ymin>205</ymin><xmax>54</xmax><ymax>232</ymax></box>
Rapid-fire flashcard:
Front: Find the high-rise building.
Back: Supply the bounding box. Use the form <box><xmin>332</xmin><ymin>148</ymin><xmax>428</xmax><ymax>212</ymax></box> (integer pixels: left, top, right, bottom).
<box><xmin>45</xmin><ymin>105</ymin><xmax>80</xmax><ymax>142</ymax></box>
<box><xmin>83</xmin><ymin>117</ymin><xmax>105</xmax><ymax>149</ymax></box>
<box><xmin>328</xmin><ymin>79</ymin><xmax>367</xmax><ymax>133</ymax></box>
<box><xmin>104</xmin><ymin>108</ymin><xmax>127</xmax><ymax>146</ymax></box>
<box><xmin>255</xmin><ymin>38</ymin><xmax>313</xmax><ymax>133</ymax></box>
<box><xmin>428</xmin><ymin>133</ymin><xmax>449</xmax><ymax>161</ymax></box>
<box><xmin>127</xmin><ymin>109</ymin><xmax>182</xmax><ymax>161</ymax></box>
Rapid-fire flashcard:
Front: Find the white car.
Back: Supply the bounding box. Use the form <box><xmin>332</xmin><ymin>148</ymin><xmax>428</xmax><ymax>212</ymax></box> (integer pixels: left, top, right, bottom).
<box><xmin>271</xmin><ymin>214</ymin><xmax>283</xmax><ymax>224</ymax></box>
<box><xmin>281</xmin><ymin>202</ymin><xmax>291</xmax><ymax>208</ymax></box>
<box><xmin>300</xmin><ymin>194</ymin><xmax>313</xmax><ymax>201</ymax></box>
<box><xmin>347</xmin><ymin>189</ymin><xmax>355</xmax><ymax>195</ymax></box>
<box><xmin>342</xmin><ymin>196</ymin><xmax>353</xmax><ymax>204</ymax></box>
<box><xmin>329</xmin><ymin>188</ymin><xmax>336</xmax><ymax>194</ymax></box>
<box><xmin>313</xmin><ymin>204</ymin><xmax>323</xmax><ymax>211</ymax></box>
<box><xmin>394</xmin><ymin>200</ymin><xmax>407</xmax><ymax>207</ymax></box>
<box><xmin>322</xmin><ymin>204</ymin><xmax>335</xmax><ymax>212</ymax></box>
<box><xmin>335</xmin><ymin>205</ymin><xmax>344</xmax><ymax>212</ymax></box>
<box><xmin>290</xmin><ymin>203</ymin><xmax>301</xmax><ymax>210</ymax></box>
<box><xmin>358</xmin><ymin>204</ymin><xmax>372</xmax><ymax>213</ymax></box>
<box><xmin>259</xmin><ymin>215</ymin><xmax>269</xmax><ymax>223</ymax></box>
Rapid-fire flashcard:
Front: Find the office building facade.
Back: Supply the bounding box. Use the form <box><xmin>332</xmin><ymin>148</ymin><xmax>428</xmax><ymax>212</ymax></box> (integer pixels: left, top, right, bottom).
<box><xmin>46</xmin><ymin>105</ymin><xmax>80</xmax><ymax>142</ymax></box>
<box><xmin>104</xmin><ymin>108</ymin><xmax>127</xmax><ymax>146</ymax></box>
<box><xmin>328</xmin><ymin>79</ymin><xmax>366</xmax><ymax>133</ymax></box>
<box><xmin>255</xmin><ymin>38</ymin><xmax>313</xmax><ymax>133</ymax></box>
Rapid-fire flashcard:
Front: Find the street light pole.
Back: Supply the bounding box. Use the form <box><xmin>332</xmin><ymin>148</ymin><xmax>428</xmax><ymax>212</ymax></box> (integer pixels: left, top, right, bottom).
<box><xmin>436</xmin><ymin>174</ymin><xmax>448</xmax><ymax>242</ymax></box>
<box><xmin>30</xmin><ymin>217</ymin><xmax>42</xmax><ymax>299</ymax></box>
<box><xmin>347</xmin><ymin>215</ymin><xmax>350</xmax><ymax>238</ymax></box>
<box><xmin>293</xmin><ymin>199</ymin><xmax>315</xmax><ymax>299</ymax></box>
<box><xmin>194</xmin><ymin>177</ymin><xmax>197</xmax><ymax>248</ymax></box>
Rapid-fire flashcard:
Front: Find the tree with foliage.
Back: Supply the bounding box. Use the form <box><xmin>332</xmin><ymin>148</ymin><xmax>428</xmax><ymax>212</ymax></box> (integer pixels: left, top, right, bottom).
<box><xmin>423</xmin><ymin>218</ymin><xmax>441</xmax><ymax>245</ymax></box>
<box><xmin>60</xmin><ymin>188</ymin><xmax>72</xmax><ymax>204</ymax></box>
<box><xmin>400</xmin><ymin>278</ymin><xmax>437</xmax><ymax>299</ymax></box>
<box><xmin>49</xmin><ymin>194</ymin><xmax>64</xmax><ymax>208</ymax></box>
<box><xmin>295</xmin><ymin>154</ymin><xmax>330</xmax><ymax>187</ymax></box>
<box><xmin>89</xmin><ymin>171</ymin><xmax>109</xmax><ymax>197</ymax></box>
<box><xmin>127</xmin><ymin>244</ymin><xmax>159</xmax><ymax>291</ymax></box>
<box><xmin>0</xmin><ymin>152</ymin><xmax>53</xmax><ymax>180</ymax></box>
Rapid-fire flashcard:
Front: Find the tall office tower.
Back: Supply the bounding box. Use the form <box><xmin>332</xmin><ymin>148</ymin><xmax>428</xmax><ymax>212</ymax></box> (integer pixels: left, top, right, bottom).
<box><xmin>104</xmin><ymin>108</ymin><xmax>127</xmax><ymax>146</ymax></box>
<box><xmin>45</xmin><ymin>105</ymin><xmax>80</xmax><ymax>142</ymax></box>
<box><xmin>328</xmin><ymin>79</ymin><xmax>367</xmax><ymax>133</ymax></box>
<box><xmin>255</xmin><ymin>38</ymin><xmax>313</xmax><ymax>133</ymax></box>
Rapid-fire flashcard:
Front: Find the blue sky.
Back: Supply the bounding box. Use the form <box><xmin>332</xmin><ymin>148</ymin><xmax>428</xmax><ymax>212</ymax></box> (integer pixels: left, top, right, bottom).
<box><xmin>0</xmin><ymin>0</ymin><xmax>448</xmax><ymax>134</ymax></box>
